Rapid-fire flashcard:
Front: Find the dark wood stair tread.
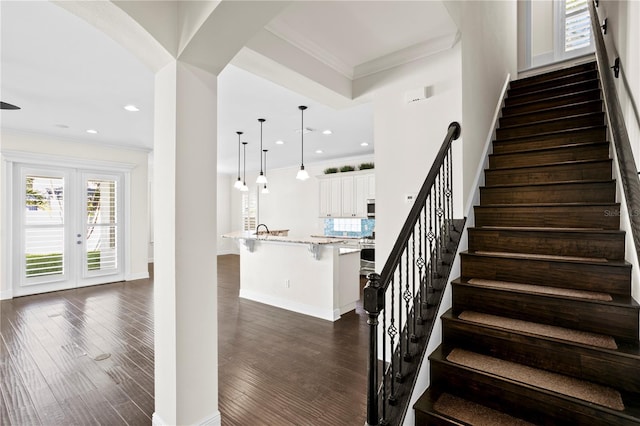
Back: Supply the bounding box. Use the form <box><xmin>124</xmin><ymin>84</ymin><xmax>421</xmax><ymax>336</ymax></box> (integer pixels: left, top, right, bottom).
<box><xmin>504</xmin><ymin>79</ymin><xmax>600</xmax><ymax>105</ymax></box>
<box><xmin>469</xmin><ymin>226</ymin><xmax>621</xmax><ymax>234</ymax></box>
<box><xmin>500</xmin><ymin>99</ymin><xmax>603</xmax><ymax>126</ymax></box>
<box><xmin>508</xmin><ymin>69</ymin><xmax>599</xmax><ymax>97</ymax></box>
<box><xmin>430</xmin><ymin>345</ymin><xmax>640</xmax><ymax>425</ymax></box>
<box><xmin>414</xmin><ymin>389</ymin><xmax>534</xmax><ymax>426</ymax></box>
<box><xmin>510</xmin><ymin>61</ymin><xmax>596</xmax><ymax>89</ymax></box>
<box><xmin>445</xmin><ymin>348</ymin><xmax>625</xmax><ymax>410</ymax></box>
<box><xmin>454</xmin><ymin>276</ymin><xmax>638</xmax><ymax>306</ymax></box>
<box><xmin>461</xmin><ymin>250</ymin><xmax>628</xmax><ymax>268</ymax></box>
<box><xmin>489</xmin><ymin>141</ymin><xmax>608</xmax><ymax>159</ymax></box>
<box><xmin>481</xmin><ymin>178</ymin><xmax>614</xmax><ymax>189</ymax></box>
<box><xmin>501</xmin><ymin>88</ymin><xmax>601</xmax><ymax>116</ymax></box>
<box><xmin>486</xmin><ymin>158</ymin><xmax>611</xmax><ymax>172</ymax></box>
<box><xmin>496</xmin><ymin>111</ymin><xmax>604</xmax><ymax>133</ymax></box>
<box><xmin>493</xmin><ymin>125</ymin><xmax>606</xmax><ymax>145</ymax></box>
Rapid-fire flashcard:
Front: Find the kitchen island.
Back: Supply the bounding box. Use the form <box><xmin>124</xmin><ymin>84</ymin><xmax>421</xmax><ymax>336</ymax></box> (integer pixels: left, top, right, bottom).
<box><xmin>222</xmin><ymin>231</ymin><xmax>361</xmax><ymax>321</ymax></box>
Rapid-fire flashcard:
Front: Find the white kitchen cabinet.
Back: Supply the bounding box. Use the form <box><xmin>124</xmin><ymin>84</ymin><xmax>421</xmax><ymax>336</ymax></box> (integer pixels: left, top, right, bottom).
<box><xmin>318</xmin><ymin>171</ymin><xmax>375</xmax><ymax>218</ymax></box>
<box><xmin>319</xmin><ymin>177</ymin><xmax>342</xmax><ymax>217</ymax></box>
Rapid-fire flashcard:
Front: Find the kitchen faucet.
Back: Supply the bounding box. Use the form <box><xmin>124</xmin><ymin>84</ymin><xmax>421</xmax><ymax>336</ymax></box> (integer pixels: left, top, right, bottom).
<box><xmin>256</xmin><ymin>223</ymin><xmax>270</xmax><ymax>234</ymax></box>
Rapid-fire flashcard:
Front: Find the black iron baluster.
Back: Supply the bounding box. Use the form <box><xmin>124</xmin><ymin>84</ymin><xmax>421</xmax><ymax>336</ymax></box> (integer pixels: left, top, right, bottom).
<box><xmin>381</xmin><ymin>295</ymin><xmax>387</xmax><ymax>423</ymax></box>
<box><xmin>397</xmin><ymin>260</ymin><xmax>404</xmax><ymax>381</ymax></box>
<box><xmin>388</xmin><ymin>275</ymin><xmax>397</xmax><ymax>405</ymax></box>
<box><xmin>416</xmin><ymin>211</ymin><xmax>425</xmax><ymax>325</ymax></box>
<box><xmin>404</xmin><ymin>240</ymin><xmax>412</xmax><ymax>361</ymax></box>
<box><xmin>448</xmin><ymin>146</ymin><xmax>454</xmax><ymax>234</ymax></box>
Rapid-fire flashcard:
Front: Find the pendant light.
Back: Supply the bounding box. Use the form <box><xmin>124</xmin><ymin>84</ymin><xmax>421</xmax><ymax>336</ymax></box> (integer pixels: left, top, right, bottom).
<box><xmin>256</xmin><ymin>118</ymin><xmax>268</xmax><ymax>184</ymax></box>
<box><xmin>296</xmin><ymin>105</ymin><xmax>310</xmax><ymax>180</ymax></box>
<box><xmin>261</xmin><ymin>149</ymin><xmax>270</xmax><ymax>194</ymax></box>
<box><xmin>241</xmin><ymin>142</ymin><xmax>249</xmax><ymax>192</ymax></box>
<box><xmin>234</xmin><ymin>131</ymin><xmax>243</xmax><ymax>189</ymax></box>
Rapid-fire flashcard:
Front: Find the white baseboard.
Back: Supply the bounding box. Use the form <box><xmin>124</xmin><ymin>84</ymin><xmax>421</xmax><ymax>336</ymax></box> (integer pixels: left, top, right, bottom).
<box><xmin>0</xmin><ymin>289</ymin><xmax>13</xmax><ymax>300</ymax></box>
<box><xmin>152</xmin><ymin>411</ymin><xmax>221</xmax><ymax>426</ymax></box>
<box><xmin>126</xmin><ymin>271</ymin><xmax>150</xmax><ymax>281</ymax></box>
<box><xmin>239</xmin><ymin>288</ymin><xmax>339</xmax><ymax>321</ymax></box>
<box><xmin>339</xmin><ymin>302</ymin><xmax>357</xmax><ymax>315</ymax></box>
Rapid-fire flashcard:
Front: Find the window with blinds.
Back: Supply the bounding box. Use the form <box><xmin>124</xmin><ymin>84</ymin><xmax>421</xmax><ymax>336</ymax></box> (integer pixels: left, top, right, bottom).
<box><xmin>86</xmin><ymin>179</ymin><xmax>118</xmax><ymax>273</ymax></box>
<box><xmin>24</xmin><ymin>175</ymin><xmax>65</xmax><ymax>278</ymax></box>
<box><xmin>564</xmin><ymin>0</ymin><xmax>591</xmax><ymax>52</ymax></box>
<box><xmin>242</xmin><ymin>192</ymin><xmax>257</xmax><ymax>232</ymax></box>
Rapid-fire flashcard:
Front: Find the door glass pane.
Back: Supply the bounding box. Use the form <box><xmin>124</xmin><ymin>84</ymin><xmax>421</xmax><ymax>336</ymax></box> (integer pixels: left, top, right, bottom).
<box><xmin>86</xmin><ymin>179</ymin><xmax>117</xmax><ymax>273</ymax></box>
<box><xmin>24</xmin><ymin>175</ymin><xmax>65</xmax><ymax>278</ymax></box>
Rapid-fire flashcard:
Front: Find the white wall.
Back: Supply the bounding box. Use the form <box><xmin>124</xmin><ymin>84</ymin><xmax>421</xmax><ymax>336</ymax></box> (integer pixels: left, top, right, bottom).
<box><xmin>0</xmin><ymin>130</ymin><xmax>150</xmax><ymax>297</ymax></box>
<box><xmin>365</xmin><ymin>44</ymin><xmax>463</xmax><ymax>267</ymax></box>
<box><xmin>446</xmin><ymin>0</ymin><xmax>518</xmax><ymax>211</ymax></box>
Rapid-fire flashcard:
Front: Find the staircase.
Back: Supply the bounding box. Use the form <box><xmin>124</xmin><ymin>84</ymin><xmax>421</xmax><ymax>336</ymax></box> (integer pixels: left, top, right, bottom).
<box><xmin>414</xmin><ymin>61</ymin><xmax>640</xmax><ymax>425</ymax></box>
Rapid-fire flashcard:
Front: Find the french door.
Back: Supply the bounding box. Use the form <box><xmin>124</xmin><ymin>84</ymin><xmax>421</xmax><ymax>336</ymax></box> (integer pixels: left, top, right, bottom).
<box><xmin>14</xmin><ymin>164</ymin><xmax>124</xmax><ymax>296</ymax></box>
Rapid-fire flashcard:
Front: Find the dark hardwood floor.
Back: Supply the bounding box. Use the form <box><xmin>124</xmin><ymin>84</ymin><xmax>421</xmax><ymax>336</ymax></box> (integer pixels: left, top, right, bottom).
<box><xmin>1</xmin><ymin>254</ymin><xmax>368</xmax><ymax>425</ymax></box>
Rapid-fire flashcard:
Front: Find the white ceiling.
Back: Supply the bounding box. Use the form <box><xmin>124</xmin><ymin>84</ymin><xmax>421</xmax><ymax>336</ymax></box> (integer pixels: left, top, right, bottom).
<box><xmin>1</xmin><ymin>1</ymin><xmax>457</xmax><ymax>175</ymax></box>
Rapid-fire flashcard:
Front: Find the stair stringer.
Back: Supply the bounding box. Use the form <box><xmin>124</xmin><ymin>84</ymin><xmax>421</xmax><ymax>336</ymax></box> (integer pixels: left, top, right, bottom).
<box><xmin>400</xmin><ymin>73</ymin><xmax>511</xmax><ymax>426</ymax></box>
<box><xmin>609</xmin><ymin>124</ymin><xmax>640</xmax><ymax>336</ymax></box>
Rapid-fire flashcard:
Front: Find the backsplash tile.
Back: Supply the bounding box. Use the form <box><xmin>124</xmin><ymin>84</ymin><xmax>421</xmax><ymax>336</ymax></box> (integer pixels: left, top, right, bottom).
<box><xmin>324</xmin><ymin>218</ymin><xmax>375</xmax><ymax>238</ymax></box>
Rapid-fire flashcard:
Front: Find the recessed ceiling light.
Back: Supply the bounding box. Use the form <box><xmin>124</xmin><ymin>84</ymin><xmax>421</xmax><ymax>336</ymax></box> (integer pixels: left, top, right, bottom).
<box><xmin>275</xmin><ymin>140</ymin><xmax>285</xmax><ymax>145</ymax></box>
<box><xmin>124</xmin><ymin>104</ymin><xmax>140</xmax><ymax>112</ymax></box>
<box><xmin>360</xmin><ymin>142</ymin><xmax>369</xmax><ymax>146</ymax></box>
<box><xmin>322</xmin><ymin>129</ymin><xmax>332</xmax><ymax>135</ymax></box>
<box><xmin>315</xmin><ymin>150</ymin><xmax>323</xmax><ymax>154</ymax></box>
<box><xmin>86</xmin><ymin>129</ymin><xmax>98</xmax><ymax>134</ymax></box>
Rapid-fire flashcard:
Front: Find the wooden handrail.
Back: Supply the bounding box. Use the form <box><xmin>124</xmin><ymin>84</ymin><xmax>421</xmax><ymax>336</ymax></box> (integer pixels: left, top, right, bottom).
<box><xmin>588</xmin><ymin>0</ymin><xmax>640</xmax><ymax>265</ymax></box>
<box><xmin>378</xmin><ymin>122</ymin><xmax>461</xmax><ymax>291</ymax></box>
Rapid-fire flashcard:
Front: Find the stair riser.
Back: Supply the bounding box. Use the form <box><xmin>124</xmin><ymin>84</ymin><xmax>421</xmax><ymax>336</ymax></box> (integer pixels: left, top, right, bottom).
<box><xmin>442</xmin><ymin>318</ymin><xmax>640</xmax><ymax>393</ymax></box>
<box><xmin>474</xmin><ymin>205</ymin><xmax>621</xmax><ymax>229</ymax></box>
<box><xmin>493</xmin><ymin>126</ymin><xmax>606</xmax><ymax>154</ymax></box>
<box><xmin>430</xmin><ymin>359</ymin><xmax>637</xmax><ymax>426</ymax></box>
<box><xmin>501</xmin><ymin>90</ymin><xmax>601</xmax><ymax>117</ymax></box>
<box><xmin>480</xmin><ymin>182</ymin><xmax>616</xmax><ymax>205</ymax></box>
<box><xmin>489</xmin><ymin>143</ymin><xmax>610</xmax><ymax>168</ymax></box>
<box><xmin>414</xmin><ymin>411</ymin><xmax>461</xmax><ymax>426</ymax></box>
<box><xmin>500</xmin><ymin>100</ymin><xmax>602</xmax><ymax>127</ymax></box>
<box><xmin>508</xmin><ymin>70</ymin><xmax>599</xmax><ymax>97</ymax></box>
<box><xmin>467</xmin><ymin>228</ymin><xmax>625</xmax><ymax>260</ymax></box>
<box><xmin>504</xmin><ymin>79</ymin><xmax>600</xmax><ymax>106</ymax></box>
<box><xmin>484</xmin><ymin>161</ymin><xmax>612</xmax><ymax>186</ymax></box>
<box><xmin>496</xmin><ymin>113</ymin><xmax>605</xmax><ymax>139</ymax></box>
<box><xmin>460</xmin><ymin>254</ymin><xmax>631</xmax><ymax>295</ymax></box>
<box><xmin>452</xmin><ymin>284</ymin><xmax>638</xmax><ymax>342</ymax></box>
<box><xmin>510</xmin><ymin>62</ymin><xmax>596</xmax><ymax>90</ymax></box>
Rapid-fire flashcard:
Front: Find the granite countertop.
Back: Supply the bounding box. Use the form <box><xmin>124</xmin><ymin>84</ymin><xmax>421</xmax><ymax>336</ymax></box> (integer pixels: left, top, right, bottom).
<box><xmin>222</xmin><ymin>231</ymin><xmax>345</xmax><ymax>245</ymax></box>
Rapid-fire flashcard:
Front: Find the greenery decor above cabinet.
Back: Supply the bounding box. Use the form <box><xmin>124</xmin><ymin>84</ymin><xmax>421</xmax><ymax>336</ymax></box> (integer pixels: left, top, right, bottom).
<box><xmin>318</xmin><ymin>170</ymin><xmax>375</xmax><ymax>218</ymax></box>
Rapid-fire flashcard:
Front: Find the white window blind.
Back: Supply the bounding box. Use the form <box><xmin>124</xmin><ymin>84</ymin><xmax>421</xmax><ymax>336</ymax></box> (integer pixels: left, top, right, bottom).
<box><xmin>24</xmin><ymin>175</ymin><xmax>65</xmax><ymax>278</ymax></box>
<box><xmin>242</xmin><ymin>192</ymin><xmax>257</xmax><ymax>232</ymax></box>
<box><xmin>564</xmin><ymin>0</ymin><xmax>591</xmax><ymax>52</ymax></box>
<box><xmin>86</xmin><ymin>179</ymin><xmax>118</xmax><ymax>273</ymax></box>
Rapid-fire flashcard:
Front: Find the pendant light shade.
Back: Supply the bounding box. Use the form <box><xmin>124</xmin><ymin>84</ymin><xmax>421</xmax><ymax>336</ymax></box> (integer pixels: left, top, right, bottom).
<box><xmin>256</xmin><ymin>118</ymin><xmax>268</xmax><ymax>184</ymax></box>
<box><xmin>261</xmin><ymin>149</ymin><xmax>270</xmax><ymax>194</ymax></box>
<box><xmin>241</xmin><ymin>142</ymin><xmax>249</xmax><ymax>192</ymax></box>
<box><xmin>234</xmin><ymin>131</ymin><xmax>243</xmax><ymax>189</ymax></box>
<box><xmin>296</xmin><ymin>105</ymin><xmax>310</xmax><ymax>181</ymax></box>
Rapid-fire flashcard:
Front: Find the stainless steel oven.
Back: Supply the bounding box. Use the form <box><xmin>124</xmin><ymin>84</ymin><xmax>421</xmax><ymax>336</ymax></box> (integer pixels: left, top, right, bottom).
<box><xmin>366</xmin><ymin>199</ymin><xmax>375</xmax><ymax>218</ymax></box>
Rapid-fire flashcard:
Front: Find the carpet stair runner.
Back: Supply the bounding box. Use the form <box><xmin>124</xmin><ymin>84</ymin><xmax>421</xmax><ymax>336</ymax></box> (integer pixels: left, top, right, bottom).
<box><xmin>414</xmin><ymin>61</ymin><xmax>640</xmax><ymax>425</ymax></box>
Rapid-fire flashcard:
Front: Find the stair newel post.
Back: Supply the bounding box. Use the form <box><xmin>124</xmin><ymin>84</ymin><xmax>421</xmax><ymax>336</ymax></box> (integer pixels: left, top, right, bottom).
<box><xmin>364</xmin><ymin>273</ymin><xmax>385</xmax><ymax>426</ymax></box>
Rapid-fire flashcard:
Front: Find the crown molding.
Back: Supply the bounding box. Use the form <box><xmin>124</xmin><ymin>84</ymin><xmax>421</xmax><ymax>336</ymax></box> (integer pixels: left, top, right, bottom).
<box><xmin>353</xmin><ymin>31</ymin><xmax>459</xmax><ymax>79</ymax></box>
<box><xmin>264</xmin><ymin>24</ymin><xmax>354</xmax><ymax>79</ymax></box>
